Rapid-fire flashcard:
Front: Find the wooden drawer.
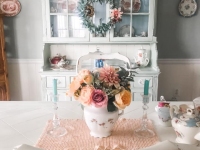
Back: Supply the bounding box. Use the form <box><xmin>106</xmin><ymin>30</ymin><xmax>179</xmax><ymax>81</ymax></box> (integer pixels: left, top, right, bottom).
<box><xmin>46</xmin><ymin>76</ymin><xmax>66</xmax><ymax>88</ymax></box>
<box><xmin>130</xmin><ymin>77</ymin><xmax>153</xmax><ymax>88</ymax></box>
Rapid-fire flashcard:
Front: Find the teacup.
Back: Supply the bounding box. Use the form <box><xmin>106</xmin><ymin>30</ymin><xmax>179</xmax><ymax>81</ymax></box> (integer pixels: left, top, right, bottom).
<box><xmin>155</xmin><ymin>104</ymin><xmax>171</xmax><ymax>127</ymax></box>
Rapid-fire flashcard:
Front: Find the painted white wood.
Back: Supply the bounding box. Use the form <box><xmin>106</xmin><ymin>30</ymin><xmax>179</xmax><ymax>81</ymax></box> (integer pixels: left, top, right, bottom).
<box><xmin>7</xmin><ymin>62</ymin><xmax>43</xmax><ymax>101</ymax></box>
<box><xmin>158</xmin><ymin>63</ymin><xmax>194</xmax><ymax>101</ymax></box>
<box><xmin>9</xmin><ymin>58</ymin><xmax>200</xmax><ymax>102</ymax></box>
<box><xmin>191</xmin><ymin>64</ymin><xmax>200</xmax><ymax>100</ymax></box>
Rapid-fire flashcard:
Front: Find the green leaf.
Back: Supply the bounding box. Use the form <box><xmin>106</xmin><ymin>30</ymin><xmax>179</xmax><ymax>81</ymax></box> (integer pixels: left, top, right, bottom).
<box><xmin>107</xmin><ymin>97</ymin><xmax>117</xmax><ymax>112</ymax></box>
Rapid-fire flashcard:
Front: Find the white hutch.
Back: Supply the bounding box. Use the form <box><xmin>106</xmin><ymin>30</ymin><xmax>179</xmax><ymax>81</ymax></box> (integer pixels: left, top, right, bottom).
<box><xmin>40</xmin><ymin>0</ymin><xmax>159</xmax><ymax>101</ymax></box>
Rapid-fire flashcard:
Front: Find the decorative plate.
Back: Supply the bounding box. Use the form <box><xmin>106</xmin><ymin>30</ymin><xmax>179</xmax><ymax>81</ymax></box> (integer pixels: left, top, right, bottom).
<box><xmin>178</xmin><ymin>0</ymin><xmax>197</xmax><ymax>17</ymax></box>
<box><xmin>121</xmin><ymin>0</ymin><xmax>141</xmax><ymax>13</ymax></box>
<box><xmin>0</xmin><ymin>0</ymin><xmax>21</xmax><ymax>17</ymax></box>
<box><xmin>119</xmin><ymin>25</ymin><xmax>134</xmax><ymax>37</ymax></box>
<box><xmin>68</xmin><ymin>0</ymin><xmax>77</xmax><ymax>13</ymax></box>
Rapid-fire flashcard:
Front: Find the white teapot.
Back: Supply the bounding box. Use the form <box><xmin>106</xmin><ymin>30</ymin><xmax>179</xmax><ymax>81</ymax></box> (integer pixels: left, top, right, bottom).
<box><xmin>134</xmin><ymin>48</ymin><xmax>149</xmax><ymax>67</ymax></box>
<box><xmin>170</xmin><ymin>103</ymin><xmax>200</xmax><ymax>145</ymax></box>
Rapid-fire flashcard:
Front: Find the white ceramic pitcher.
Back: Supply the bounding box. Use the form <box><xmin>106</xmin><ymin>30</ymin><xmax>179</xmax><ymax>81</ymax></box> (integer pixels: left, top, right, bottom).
<box><xmin>134</xmin><ymin>48</ymin><xmax>149</xmax><ymax>67</ymax></box>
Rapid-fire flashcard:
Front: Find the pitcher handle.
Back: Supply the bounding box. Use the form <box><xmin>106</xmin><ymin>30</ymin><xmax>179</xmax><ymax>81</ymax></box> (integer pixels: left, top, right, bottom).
<box><xmin>118</xmin><ymin>110</ymin><xmax>124</xmax><ymax>117</ymax></box>
<box><xmin>170</xmin><ymin>105</ymin><xmax>179</xmax><ymax>119</ymax></box>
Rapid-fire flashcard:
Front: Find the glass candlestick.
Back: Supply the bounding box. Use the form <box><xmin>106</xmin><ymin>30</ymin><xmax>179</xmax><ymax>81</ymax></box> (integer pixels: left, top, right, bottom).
<box><xmin>134</xmin><ymin>94</ymin><xmax>155</xmax><ymax>138</ymax></box>
<box><xmin>47</xmin><ymin>94</ymin><xmax>67</xmax><ymax>137</ymax></box>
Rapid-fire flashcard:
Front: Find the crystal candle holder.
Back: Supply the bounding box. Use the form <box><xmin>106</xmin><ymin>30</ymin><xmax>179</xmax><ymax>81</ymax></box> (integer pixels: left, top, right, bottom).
<box><xmin>134</xmin><ymin>94</ymin><xmax>155</xmax><ymax>138</ymax></box>
<box><xmin>47</xmin><ymin>94</ymin><xmax>67</xmax><ymax>137</ymax></box>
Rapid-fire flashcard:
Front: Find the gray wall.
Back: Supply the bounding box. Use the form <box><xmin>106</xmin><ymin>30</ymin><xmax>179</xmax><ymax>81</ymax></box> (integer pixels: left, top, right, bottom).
<box><xmin>3</xmin><ymin>0</ymin><xmax>200</xmax><ymax>59</ymax></box>
<box><xmin>3</xmin><ymin>0</ymin><xmax>43</xmax><ymax>59</ymax></box>
<box><xmin>157</xmin><ymin>0</ymin><xmax>200</xmax><ymax>58</ymax></box>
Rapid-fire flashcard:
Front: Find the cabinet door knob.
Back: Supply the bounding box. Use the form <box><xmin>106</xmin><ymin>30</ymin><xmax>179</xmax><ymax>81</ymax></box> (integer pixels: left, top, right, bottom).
<box><xmin>57</xmin><ymin>80</ymin><xmax>61</xmax><ymax>85</ymax></box>
<box><xmin>138</xmin><ymin>79</ymin><xmax>151</xmax><ymax>85</ymax></box>
<box><xmin>138</xmin><ymin>79</ymin><xmax>145</xmax><ymax>85</ymax></box>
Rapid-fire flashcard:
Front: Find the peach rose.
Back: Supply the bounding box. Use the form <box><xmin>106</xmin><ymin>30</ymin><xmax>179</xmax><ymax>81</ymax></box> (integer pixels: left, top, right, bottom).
<box><xmin>67</xmin><ymin>77</ymin><xmax>83</xmax><ymax>96</ymax></box>
<box><xmin>78</xmin><ymin>86</ymin><xmax>94</xmax><ymax>106</ymax></box>
<box><xmin>113</xmin><ymin>88</ymin><xmax>131</xmax><ymax>109</ymax></box>
<box><xmin>78</xmin><ymin>69</ymin><xmax>93</xmax><ymax>84</ymax></box>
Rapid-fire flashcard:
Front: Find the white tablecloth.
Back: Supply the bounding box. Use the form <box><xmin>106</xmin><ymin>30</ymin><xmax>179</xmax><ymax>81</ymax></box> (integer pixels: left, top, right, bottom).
<box><xmin>0</xmin><ymin>101</ymin><xmax>195</xmax><ymax>150</ymax></box>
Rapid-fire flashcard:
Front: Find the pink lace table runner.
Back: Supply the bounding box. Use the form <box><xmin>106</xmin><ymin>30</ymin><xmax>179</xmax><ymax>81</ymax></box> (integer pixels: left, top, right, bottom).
<box><xmin>36</xmin><ymin>119</ymin><xmax>159</xmax><ymax>150</ymax></box>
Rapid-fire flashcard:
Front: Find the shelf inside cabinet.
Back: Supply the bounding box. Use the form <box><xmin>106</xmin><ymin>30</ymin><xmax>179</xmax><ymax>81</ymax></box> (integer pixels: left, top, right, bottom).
<box><xmin>123</xmin><ymin>13</ymin><xmax>149</xmax><ymax>15</ymax></box>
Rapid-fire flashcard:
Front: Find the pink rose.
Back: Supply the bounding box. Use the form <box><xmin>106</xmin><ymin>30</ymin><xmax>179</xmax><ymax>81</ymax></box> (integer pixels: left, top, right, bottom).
<box><xmin>67</xmin><ymin>77</ymin><xmax>83</xmax><ymax>96</ymax></box>
<box><xmin>91</xmin><ymin>89</ymin><xmax>108</xmax><ymax>108</ymax></box>
<box><xmin>78</xmin><ymin>86</ymin><xmax>94</xmax><ymax>106</ymax></box>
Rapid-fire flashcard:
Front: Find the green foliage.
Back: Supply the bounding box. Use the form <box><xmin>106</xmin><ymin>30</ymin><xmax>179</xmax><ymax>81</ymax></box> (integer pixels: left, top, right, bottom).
<box><xmin>77</xmin><ymin>0</ymin><xmax>115</xmax><ymax>35</ymax></box>
<box><xmin>107</xmin><ymin>96</ymin><xmax>117</xmax><ymax>112</ymax></box>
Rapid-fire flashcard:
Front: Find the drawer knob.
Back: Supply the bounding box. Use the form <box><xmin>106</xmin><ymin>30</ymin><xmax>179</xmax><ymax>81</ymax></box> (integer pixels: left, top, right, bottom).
<box><xmin>138</xmin><ymin>79</ymin><xmax>145</xmax><ymax>85</ymax></box>
<box><xmin>138</xmin><ymin>79</ymin><xmax>151</xmax><ymax>85</ymax></box>
<box><xmin>57</xmin><ymin>80</ymin><xmax>61</xmax><ymax>85</ymax></box>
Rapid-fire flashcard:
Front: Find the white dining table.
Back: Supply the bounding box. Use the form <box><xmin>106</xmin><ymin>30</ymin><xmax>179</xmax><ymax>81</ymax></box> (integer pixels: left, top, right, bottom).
<box><xmin>0</xmin><ymin>101</ymin><xmax>198</xmax><ymax>150</ymax></box>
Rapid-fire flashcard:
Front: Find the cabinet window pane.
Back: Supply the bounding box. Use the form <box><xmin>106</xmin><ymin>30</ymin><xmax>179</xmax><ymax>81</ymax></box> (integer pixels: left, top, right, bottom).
<box><xmin>132</xmin><ymin>15</ymin><xmax>148</xmax><ymax>36</ymax></box>
<box><xmin>114</xmin><ymin>15</ymin><xmax>131</xmax><ymax>37</ymax></box>
<box><xmin>93</xmin><ymin>2</ymin><xmax>106</xmax><ymax>26</ymax></box>
<box><xmin>50</xmin><ymin>15</ymin><xmax>68</xmax><ymax>37</ymax></box>
<box><xmin>68</xmin><ymin>16</ymin><xmax>85</xmax><ymax>37</ymax></box>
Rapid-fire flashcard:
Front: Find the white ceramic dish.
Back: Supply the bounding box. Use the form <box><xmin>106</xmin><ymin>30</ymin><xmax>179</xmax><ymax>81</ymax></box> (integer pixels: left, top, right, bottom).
<box><xmin>121</xmin><ymin>0</ymin><xmax>141</xmax><ymax>12</ymax></box>
<box><xmin>0</xmin><ymin>0</ymin><xmax>21</xmax><ymax>17</ymax></box>
<box><xmin>119</xmin><ymin>25</ymin><xmax>134</xmax><ymax>37</ymax></box>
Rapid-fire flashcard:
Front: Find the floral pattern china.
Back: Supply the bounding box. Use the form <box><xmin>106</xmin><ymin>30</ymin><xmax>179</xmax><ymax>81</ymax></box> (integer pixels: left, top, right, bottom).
<box><xmin>121</xmin><ymin>0</ymin><xmax>141</xmax><ymax>12</ymax></box>
<box><xmin>170</xmin><ymin>103</ymin><xmax>200</xmax><ymax>145</ymax></box>
<box><xmin>178</xmin><ymin>0</ymin><xmax>197</xmax><ymax>17</ymax></box>
<box><xmin>0</xmin><ymin>0</ymin><xmax>21</xmax><ymax>17</ymax></box>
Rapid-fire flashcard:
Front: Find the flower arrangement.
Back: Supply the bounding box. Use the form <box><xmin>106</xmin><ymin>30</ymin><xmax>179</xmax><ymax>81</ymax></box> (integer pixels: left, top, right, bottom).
<box><xmin>67</xmin><ymin>66</ymin><xmax>135</xmax><ymax>112</ymax></box>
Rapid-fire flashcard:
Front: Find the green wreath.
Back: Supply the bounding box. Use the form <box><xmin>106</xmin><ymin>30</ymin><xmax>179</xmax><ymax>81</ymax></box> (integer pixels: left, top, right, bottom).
<box><xmin>77</xmin><ymin>0</ymin><xmax>115</xmax><ymax>36</ymax></box>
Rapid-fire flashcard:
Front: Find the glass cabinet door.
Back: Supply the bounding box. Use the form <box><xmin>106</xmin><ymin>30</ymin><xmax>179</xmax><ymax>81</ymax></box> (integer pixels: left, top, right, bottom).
<box><xmin>110</xmin><ymin>0</ymin><xmax>154</xmax><ymax>42</ymax></box>
<box><xmin>44</xmin><ymin>0</ymin><xmax>89</xmax><ymax>42</ymax></box>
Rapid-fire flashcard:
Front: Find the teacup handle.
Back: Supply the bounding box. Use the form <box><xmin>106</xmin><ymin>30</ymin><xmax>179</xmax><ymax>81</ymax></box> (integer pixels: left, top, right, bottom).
<box><xmin>118</xmin><ymin>110</ymin><xmax>124</xmax><ymax>117</ymax></box>
<box><xmin>170</xmin><ymin>105</ymin><xmax>179</xmax><ymax>119</ymax></box>
<box><xmin>143</xmin><ymin>58</ymin><xmax>149</xmax><ymax>66</ymax></box>
<box><xmin>144</xmin><ymin>52</ymin><xmax>148</xmax><ymax>57</ymax></box>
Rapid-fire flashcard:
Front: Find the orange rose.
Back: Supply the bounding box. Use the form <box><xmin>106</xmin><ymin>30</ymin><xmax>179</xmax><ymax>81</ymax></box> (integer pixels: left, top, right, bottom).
<box><xmin>113</xmin><ymin>88</ymin><xmax>131</xmax><ymax>109</ymax></box>
<box><xmin>67</xmin><ymin>77</ymin><xmax>83</xmax><ymax>96</ymax></box>
<box><xmin>78</xmin><ymin>86</ymin><xmax>94</xmax><ymax>106</ymax></box>
<box><xmin>78</xmin><ymin>69</ymin><xmax>93</xmax><ymax>84</ymax></box>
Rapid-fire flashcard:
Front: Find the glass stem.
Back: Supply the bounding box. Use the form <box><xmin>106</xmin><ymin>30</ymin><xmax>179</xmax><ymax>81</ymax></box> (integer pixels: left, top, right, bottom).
<box><xmin>141</xmin><ymin>96</ymin><xmax>149</xmax><ymax>130</ymax></box>
<box><xmin>52</xmin><ymin>102</ymin><xmax>60</xmax><ymax>129</ymax></box>
<box><xmin>141</xmin><ymin>103</ymin><xmax>148</xmax><ymax>129</ymax></box>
